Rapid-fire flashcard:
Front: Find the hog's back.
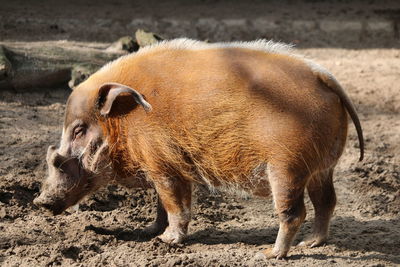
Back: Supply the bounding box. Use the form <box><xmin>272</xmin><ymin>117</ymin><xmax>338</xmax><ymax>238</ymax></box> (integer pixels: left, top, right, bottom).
<box><xmin>93</xmin><ymin>47</ymin><xmax>348</xmax><ymax>185</ymax></box>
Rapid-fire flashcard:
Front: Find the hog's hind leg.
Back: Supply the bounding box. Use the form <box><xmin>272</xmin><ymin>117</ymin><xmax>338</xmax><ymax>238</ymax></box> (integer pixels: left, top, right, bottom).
<box><xmin>153</xmin><ymin>176</ymin><xmax>192</xmax><ymax>244</ymax></box>
<box><xmin>299</xmin><ymin>168</ymin><xmax>336</xmax><ymax>247</ymax></box>
<box><xmin>263</xmin><ymin>166</ymin><xmax>308</xmax><ymax>259</ymax></box>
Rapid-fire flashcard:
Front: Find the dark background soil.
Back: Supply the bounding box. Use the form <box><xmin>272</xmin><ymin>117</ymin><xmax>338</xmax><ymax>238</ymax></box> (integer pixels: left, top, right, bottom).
<box><xmin>0</xmin><ymin>1</ymin><xmax>399</xmax><ymax>266</ymax></box>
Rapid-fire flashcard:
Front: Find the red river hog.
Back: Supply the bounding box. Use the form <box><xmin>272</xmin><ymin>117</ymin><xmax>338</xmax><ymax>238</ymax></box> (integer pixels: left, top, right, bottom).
<box><xmin>34</xmin><ymin>39</ymin><xmax>364</xmax><ymax>259</ymax></box>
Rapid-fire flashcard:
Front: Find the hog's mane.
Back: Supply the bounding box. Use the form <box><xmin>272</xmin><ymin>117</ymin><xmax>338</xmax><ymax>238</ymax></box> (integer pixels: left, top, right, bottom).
<box><xmin>99</xmin><ymin>38</ymin><xmax>332</xmax><ymax>79</ymax></box>
<box><xmin>99</xmin><ymin>38</ymin><xmax>295</xmax><ymax>73</ymax></box>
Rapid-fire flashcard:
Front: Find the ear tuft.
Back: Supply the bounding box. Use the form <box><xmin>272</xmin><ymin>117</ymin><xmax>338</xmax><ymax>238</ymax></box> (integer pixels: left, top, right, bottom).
<box><xmin>97</xmin><ymin>83</ymin><xmax>152</xmax><ymax>117</ymax></box>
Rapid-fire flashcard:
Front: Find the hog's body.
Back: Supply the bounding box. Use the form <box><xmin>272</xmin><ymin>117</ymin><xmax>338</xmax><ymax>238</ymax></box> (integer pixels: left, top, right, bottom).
<box><xmin>34</xmin><ymin>39</ymin><xmax>364</xmax><ymax>259</ymax></box>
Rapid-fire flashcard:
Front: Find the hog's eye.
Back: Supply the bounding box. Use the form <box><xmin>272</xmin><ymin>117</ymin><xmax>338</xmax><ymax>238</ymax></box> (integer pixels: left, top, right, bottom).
<box><xmin>73</xmin><ymin>126</ymin><xmax>85</xmax><ymax>140</ymax></box>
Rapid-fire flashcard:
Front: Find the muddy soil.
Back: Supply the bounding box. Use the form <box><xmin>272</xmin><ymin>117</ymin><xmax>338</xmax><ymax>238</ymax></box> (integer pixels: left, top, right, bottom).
<box><xmin>1</xmin><ymin>1</ymin><xmax>400</xmax><ymax>266</ymax></box>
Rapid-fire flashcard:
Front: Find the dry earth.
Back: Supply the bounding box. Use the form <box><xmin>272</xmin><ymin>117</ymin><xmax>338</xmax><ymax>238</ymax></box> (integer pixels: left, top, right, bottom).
<box><xmin>0</xmin><ymin>1</ymin><xmax>399</xmax><ymax>266</ymax></box>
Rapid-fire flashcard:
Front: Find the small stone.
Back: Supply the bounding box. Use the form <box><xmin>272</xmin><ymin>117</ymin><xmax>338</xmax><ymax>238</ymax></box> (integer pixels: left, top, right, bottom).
<box><xmin>0</xmin><ymin>207</ymin><xmax>6</xmax><ymax>218</ymax></box>
<box><xmin>71</xmin><ymin>203</ymin><xmax>79</xmax><ymax>212</ymax></box>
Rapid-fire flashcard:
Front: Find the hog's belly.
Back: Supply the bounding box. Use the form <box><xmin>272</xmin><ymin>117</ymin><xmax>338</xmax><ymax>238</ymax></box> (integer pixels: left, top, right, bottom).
<box><xmin>193</xmin><ymin>162</ymin><xmax>272</xmax><ymax>198</ymax></box>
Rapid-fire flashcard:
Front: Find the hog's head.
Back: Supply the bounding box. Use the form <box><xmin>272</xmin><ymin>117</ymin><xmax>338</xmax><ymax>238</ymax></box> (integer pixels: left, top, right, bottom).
<box><xmin>34</xmin><ymin>81</ymin><xmax>152</xmax><ymax>215</ymax></box>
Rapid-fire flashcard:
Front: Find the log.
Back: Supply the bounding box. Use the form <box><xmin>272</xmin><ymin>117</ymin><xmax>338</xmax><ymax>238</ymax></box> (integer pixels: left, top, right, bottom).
<box><xmin>0</xmin><ymin>45</ymin><xmax>12</xmax><ymax>80</ymax></box>
<box><xmin>0</xmin><ymin>30</ymin><xmax>163</xmax><ymax>91</ymax></box>
<box><xmin>0</xmin><ymin>41</ymin><xmax>124</xmax><ymax>91</ymax></box>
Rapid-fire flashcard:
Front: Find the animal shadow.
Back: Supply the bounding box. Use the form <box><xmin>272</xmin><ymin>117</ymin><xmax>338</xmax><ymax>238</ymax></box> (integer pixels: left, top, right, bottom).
<box><xmin>84</xmin><ymin>224</ymin><xmax>153</xmax><ymax>242</ymax></box>
<box><xmin>187</xmin><ymin>215</ymin><xmax>400</xmax><ymax>264</ymax></box>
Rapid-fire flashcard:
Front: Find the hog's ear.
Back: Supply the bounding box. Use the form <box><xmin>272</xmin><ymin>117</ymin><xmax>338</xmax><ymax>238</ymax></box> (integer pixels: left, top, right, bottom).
<box><xmin>97</xmin><ymin>82</ymin><xmax>152</xmax><ymax>117</ymax></box>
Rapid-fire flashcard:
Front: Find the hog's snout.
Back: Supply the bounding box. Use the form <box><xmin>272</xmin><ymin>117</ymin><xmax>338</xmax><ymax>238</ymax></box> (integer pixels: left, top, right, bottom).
<box><xmin>33</xmin><ymin>194</ymin><xmax>66</xmax><ymax>216</ymax></box>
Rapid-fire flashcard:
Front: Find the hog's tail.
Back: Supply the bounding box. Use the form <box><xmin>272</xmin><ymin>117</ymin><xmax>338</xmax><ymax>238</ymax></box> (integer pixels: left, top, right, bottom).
<box><xmin>311</xmin><ymin>66</ymin><xmax>364</xmax><ymax>161</ymax></box>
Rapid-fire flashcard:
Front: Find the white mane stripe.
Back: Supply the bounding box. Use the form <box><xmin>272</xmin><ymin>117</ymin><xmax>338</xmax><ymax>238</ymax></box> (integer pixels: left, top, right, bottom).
<box><xmin>99</xmin><ymin>38</ymin><xmax>295</xmax><ymax>72</ymax></box>
<box><xmin>137</xmin><ymin>38</ymin><xmax>295</xmax><ymax>54</ymax></box>
<box><xmin>99</xmin><ymin>38</ymin><xmax>332</xmax><ymax>81</ymax></box>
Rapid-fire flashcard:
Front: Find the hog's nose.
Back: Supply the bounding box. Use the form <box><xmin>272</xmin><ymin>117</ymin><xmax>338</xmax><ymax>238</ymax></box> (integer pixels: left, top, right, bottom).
<box><xmin>33</xmin><ymin>195</ymin><xmax>66</xmax><ymax>215</ymax></box>
<box><xmin>33</xmin><ymin>195</ymin><xmax>53</xmax><ymax>210</ymax></box>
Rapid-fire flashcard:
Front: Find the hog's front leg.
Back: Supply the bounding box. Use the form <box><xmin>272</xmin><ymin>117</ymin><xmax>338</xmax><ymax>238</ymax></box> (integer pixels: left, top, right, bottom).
<box><xmin>143</xmin><ymin>196</ymin><xmax>168</xmax><ymax>235</ymax></box>
<box><xmin>153</xmin><ymin>176</ymin><xmax>192</xmax><ymax>244</ymax></box>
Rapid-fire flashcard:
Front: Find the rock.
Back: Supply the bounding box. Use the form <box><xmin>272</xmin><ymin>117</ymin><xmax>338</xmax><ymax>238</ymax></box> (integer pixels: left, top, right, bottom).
<box><xmin>106</xmin><ymin>36</ymin><xmax>139</xmax><ymax>53</ymax></box>
<box><xmin>68</xmin><ymin>64</ymin><xmax>99</xmax><ymax>89</ymax></box>
<box><xmin>135</xmin><ymin>29</ymin><xmax>163</xmax><ymax>47</ymax></box>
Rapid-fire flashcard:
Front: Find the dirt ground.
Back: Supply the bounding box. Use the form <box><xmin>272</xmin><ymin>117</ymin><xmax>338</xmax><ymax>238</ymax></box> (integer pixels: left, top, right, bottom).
<box><xmin>0</xmin><ymin>1</ymin><xmax>399</xmax><ymax>266</ymax></box>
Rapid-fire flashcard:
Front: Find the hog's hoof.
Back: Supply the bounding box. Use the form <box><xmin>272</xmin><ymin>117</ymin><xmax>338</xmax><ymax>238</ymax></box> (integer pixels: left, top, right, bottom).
<box><xmin>157</xmin><ymin>227</ymin><xmax>185</xmax><ymax>244</ymax></box>
<box><xmin>143</xmin><ymin>222</ymin><xmax>167</xmax><ymax>236</ymax></box>
<box><xmin>261</xmin><ymin>247</ymin><xmax>288</xmax><ymax>260</ymax></box>
<box><xmin>298</xmin><ymin>236</ymin><xmax>327</xmax><ymax>248</ymax></box>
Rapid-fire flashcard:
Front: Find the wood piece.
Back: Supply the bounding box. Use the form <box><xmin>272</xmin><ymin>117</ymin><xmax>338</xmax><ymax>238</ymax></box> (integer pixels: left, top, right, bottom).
<box><xmin>0</xmin><ymin>41</ymin><xmax>125</xmax><ymax>91</ymax></box>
